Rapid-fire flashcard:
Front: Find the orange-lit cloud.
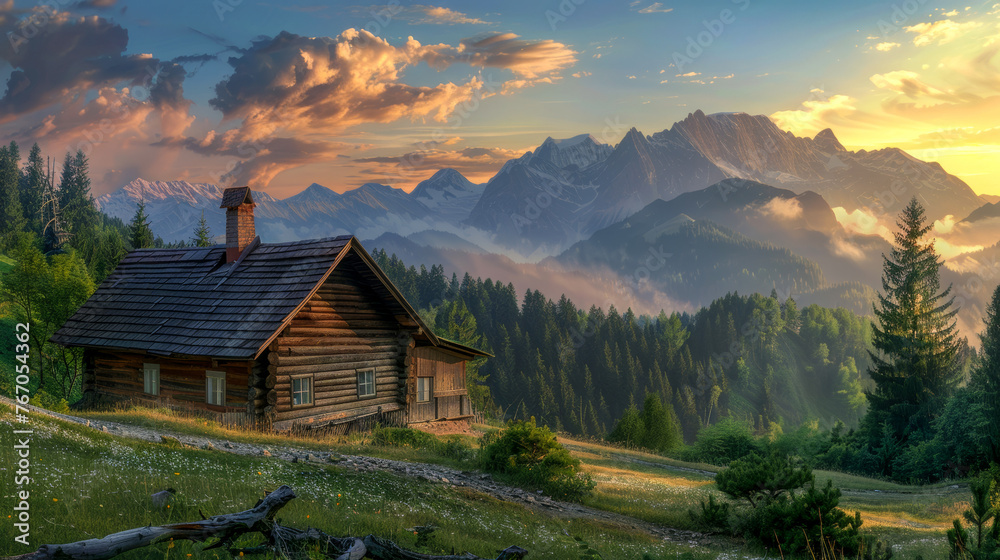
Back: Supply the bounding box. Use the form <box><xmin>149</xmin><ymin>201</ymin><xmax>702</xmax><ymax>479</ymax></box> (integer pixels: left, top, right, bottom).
<box><xmin>770</xmin><ymin>91</ymin><xmax>857</xmax><ymax>136</ymax></box>
<box><xmin>352</xmin><ymin>146</ymin><xmax>525</xmax><ymax>189</ymax></box>
<box><xmin>905</xmin><ymin>19</ymin><xmax>981</xmax><ymax>46</ymax></box>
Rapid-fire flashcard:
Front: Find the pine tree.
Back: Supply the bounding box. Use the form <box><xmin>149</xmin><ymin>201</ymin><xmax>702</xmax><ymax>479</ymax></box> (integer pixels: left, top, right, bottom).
<box><xmin>57</xmin><ymin>150</ymin><xmax>97</xmax><ymax>241</ymax></box>
<box><xmin>129</xmin><ymin>200</ymin><xmax>154</xmax><ymax>249</ymax></box>
<box><xmin>973</xmin><ymin>283</ymin><xmax>1000</xmax><ymax>464</ymax></box>
<box><xmin>866</xmin><ymin>197</ymin><xmax>961</xmax><ymax>447</ymax></box>
<box><xmin>0</xmin><ymin>141</ymin><xmax>26</xmax><ymax>246</ymax></box>
<box><xmin>192</xmin><ymin>210</ymin><xmax>212</xmax><ymax>247</ymax></box>
<box><xmin>20</xmin><ymin>143</ymin><xmax>45</xmax><ymax>234</ymax></box>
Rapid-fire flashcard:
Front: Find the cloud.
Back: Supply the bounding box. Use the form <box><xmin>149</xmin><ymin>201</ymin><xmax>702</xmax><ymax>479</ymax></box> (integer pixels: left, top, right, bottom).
<box><xmin>934</xmin><ymin>214</ymin><xmax>957</xmax><ymax>234</ymax></box>
<box><xmin>75</xmin><ymin>0</ymin><xmax>117</xmax><ymax>9</ymax></box>
<box><xmin>770</xmin><ymin>92</ymin><xmax>857</xmax><ymax>136</ymax></box>
<box><xmin>833</xmin><ymin>207</ymin><xmax>893</xmax><ymax>241</ymax></box>
<box><xmin>933</xmin><ymin>236</ymin><xmax>984</xmax><ymax>259</ymax></box>
<box><xmin>0</xmin><ymin>8</ymin><xmax>159</xmax><ymax>123</ymax></box>
<box><xmin>352</xmin><ymin>145</ymin><xmax>523</xmax><ymax>188</ymax></box>
<box><xmin>905</xmin><ymin>19</ymin><xmax>981</xmax><ymax>46</ymax></box>
<box><xmin>831</xmin><ymin>236</ymin><xmax>867</xmax><ymax>262</ymax></box>
<box><xmin>636</xmin><ymin>3</ymin><xmax>673</xmax><ymax>13</ymax></box>
<box><xmin>903</xmin><ymin>127</ymin><xmax>1000</xmax><ymax>149</ymax></box>
<box><xmin>404</xmin><ymin>5</ymin><xmax>494</xmax><ymax>25</ymax></box>
<box><xmin>874</xmin><ymin>42</ymin><xmax>900</xmax><ymax>52</ymax></box>
<box><xmin>412</xmin><ymin>136</ymin><xmax>462</xmax><ymax>148</ymax></box>
<box><xmin>870</xmin><ymin>70</ymin><xmax>976</xmax><ymax>103</ymax></box>
<box><xmin>0</xmin><ymin>6</ymin><xmax>196</xmax><ymax>147</ymax></box>
<box><xmin>572</xmin><ymin>71</ymin><xmax>592</xmax><ymax>78</ymax></box>
<box><xmin>207</xmin><ymin>29</ymin><xmax>489</xmax><ymax>142</ymax></box>
<box><xmin>444</xmin><ymin>32</ymin><xmax>578</xmax><ymax>79</ymax></box>
<box><xmin>161</xmin><ymin>131</ymin><xmax>348</xmax><ymax>188</ymax></box>
<box><xmin>16</xmin><ymin>86</ymin><xmax>154</xmax><ymax>145</ymax></box>
<box><xmin>676</xmin><ymin>71</ymin><xmax>700</xmax><ymax>77</ymax></box>
<box><xmin>149</xmin><ymin>62</ymin><xmax>195</xmax><ymax>138</ymax></box>
<box><xmin>759</xmin><ymin>197</ymin><xmax>803</xmax><ymax>221</ymax></box>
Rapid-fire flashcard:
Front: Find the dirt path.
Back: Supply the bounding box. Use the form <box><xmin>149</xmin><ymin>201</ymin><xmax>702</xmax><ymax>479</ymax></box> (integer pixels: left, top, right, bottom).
<box><xmin>5</xmin><ymin>399</ymin><xmax>707</xmax><ymax>545</ymax></box>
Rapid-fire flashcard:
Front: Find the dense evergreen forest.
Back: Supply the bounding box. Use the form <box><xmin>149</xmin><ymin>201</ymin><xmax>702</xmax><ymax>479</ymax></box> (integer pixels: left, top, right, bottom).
<box><xmin>372</xmin><ymin>250</ymin><xmax>873</xmax><ymax>441</ymax></box>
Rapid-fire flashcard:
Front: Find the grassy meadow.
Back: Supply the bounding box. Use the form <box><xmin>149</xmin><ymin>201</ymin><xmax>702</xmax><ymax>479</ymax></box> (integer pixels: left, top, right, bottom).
<box><xmin>0</xmin><ymin>404</ymin><xmax>968</xmax><ymax>559</ymax></box>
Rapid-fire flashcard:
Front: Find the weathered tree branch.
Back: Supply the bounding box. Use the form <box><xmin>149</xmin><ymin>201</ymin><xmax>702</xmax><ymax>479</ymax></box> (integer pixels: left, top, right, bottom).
<box><xmin>2</xmin><ymin>487</ymin><xmax>528</xmax><ymax>560</ymax></box>
<box><xmin>4</xmin><ymin>486</ymin><xmax>296</xmax><ymax>560</ymax></box>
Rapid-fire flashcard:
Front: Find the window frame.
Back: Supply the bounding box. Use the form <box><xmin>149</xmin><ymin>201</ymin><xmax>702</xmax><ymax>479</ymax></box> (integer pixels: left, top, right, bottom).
<box><xmin>290</xmin><ymin>374</ymin><xmax>314</xmax><ymax>408</ymax></box>
<box><xmin>206</xmin><ymin>370</ymin><xmax>226</xmax><ymax>406</ymax></box>
<box><xmin>356</xmin><ymin>368</ymin><xmax>376</xmax><ymax>399</ymax></box>
<box><xmin>416</xmin><ymin>376</ymin><xmax>432</xmax><ymax>403</ymax></box>
<box><xmin>143</xmin><ymin>363</ymin><xmax>160</xmax><ymax>396</ymax></box>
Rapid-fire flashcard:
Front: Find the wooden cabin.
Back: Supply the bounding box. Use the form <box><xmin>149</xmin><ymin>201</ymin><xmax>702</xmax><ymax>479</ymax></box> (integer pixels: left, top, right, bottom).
<box><xmin>51</xmin><ymin>186</ymin><xmax>489</xmax><ymax>432</ymax></box>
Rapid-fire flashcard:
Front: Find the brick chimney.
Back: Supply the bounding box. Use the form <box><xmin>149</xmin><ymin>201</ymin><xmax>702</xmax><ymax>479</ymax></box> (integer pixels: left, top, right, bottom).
<box><xmin>220</xmin><ymin>186</ymin><xmax>256</xmax><ymax>262</ymax></box>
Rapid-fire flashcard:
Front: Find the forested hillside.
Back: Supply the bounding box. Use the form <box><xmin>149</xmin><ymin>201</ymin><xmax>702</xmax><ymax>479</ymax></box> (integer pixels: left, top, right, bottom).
<box><xmin>372</xmin><ymin>250</ymin><xmax>873</xmax><ymax>441</ymax></box>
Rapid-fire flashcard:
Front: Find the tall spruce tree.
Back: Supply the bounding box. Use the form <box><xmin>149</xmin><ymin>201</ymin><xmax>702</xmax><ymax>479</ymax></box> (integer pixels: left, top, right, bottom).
<box><xmin>865</xmin><ymin>197</ymin><xmax>961</xmax><ymax>448</ymax></box>
<box><xmin>0</xmin><ymin>141</ymin><xmax>26</xmax><ymax>246</ymax></box>
<box><xmin>128</xmin><ymin>200</ymin><xmax>154</xmax><ymax>249</ymax></box>
<box><xmin>57</xmin><ymin>150</ymin><xmax>97</xmax><ymax>241</ymax></box>
<box><xmin>20</xmin><ymin>143</ymin><xmax>45</xmax><ymax>234</ymax></box>
<box><xmin>973</xmin><ymin>283</ymin><xmax>1000</xmax><ymax>465</ymax></box>
<box><xmin>192</xmin><ymin>210</ymin><xmax>212</xmax><ymax>247</ymax></box>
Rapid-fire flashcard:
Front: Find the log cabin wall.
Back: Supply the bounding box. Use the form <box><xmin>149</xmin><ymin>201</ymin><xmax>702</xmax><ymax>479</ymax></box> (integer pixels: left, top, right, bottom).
<box><xmin>88</xmin><ymin>349</ymin><xmax>250</xmax><ymax>413</ymax></box>
<box><xmin>409</xmin><ymin>346</ymin><xmax>469</xmax><ymax>423</ymax></box>
<box><xmin>268</xmin><ymin>263</ymin><xmax>413</xmax><ymax>429</ymax></box>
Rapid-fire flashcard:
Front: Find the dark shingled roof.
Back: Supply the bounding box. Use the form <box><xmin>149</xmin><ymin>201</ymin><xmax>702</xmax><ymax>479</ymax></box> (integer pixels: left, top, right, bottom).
<box><xmin>220</xmin><ymin>186</ymin><xmax>253</xmax><ymax>208</ymax></box>
<box><xmin>50</xmin><ymin>236</ymin><xmax>490</xmax><ymax>360</ymax></box>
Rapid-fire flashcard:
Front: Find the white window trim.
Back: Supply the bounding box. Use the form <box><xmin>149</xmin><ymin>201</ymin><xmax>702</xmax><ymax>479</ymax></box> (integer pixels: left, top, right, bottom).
<box><xmin>206</xmin><ymin>370</ymin><xmax>226</xmax><ymax>406</ymax></box>
<box><xmin>357</xmin><ymin>368</ymin><xmax>376</xmax><ymax>398</ymax></box>
<box><xmin>291</xmin><ymin>374</ymin><xmax>314</xmax><ymax>407</ymax></box>
<box><xmin>416</xmin><ymin>377</ymin><xmax>432</xmax><ymax>403</ymax></box>
<box><xmin>143</xmin><ymin>363</ymin><xmax>160</xmax><ymax>396</ymax></box>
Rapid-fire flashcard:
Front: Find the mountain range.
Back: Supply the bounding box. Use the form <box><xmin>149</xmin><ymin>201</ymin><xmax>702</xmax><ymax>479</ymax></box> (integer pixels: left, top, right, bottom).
<box><xmin>95</xmin><ymin>110</ymin><xmax>994</xmax><ymax>335</ymax></box>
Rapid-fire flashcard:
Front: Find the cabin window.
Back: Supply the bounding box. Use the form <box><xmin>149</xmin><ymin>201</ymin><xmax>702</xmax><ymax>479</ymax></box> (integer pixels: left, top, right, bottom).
<box><xmin>143</xmin><ymin>363</ymin><xmax>160</xmax><ymax>396</ymax></box>
<box><xmin>416</xmin><ymin>377</ymin><xmax>432</xmax><ymax>403</ymax></box>
<box><xmin>206</xmin><ymin>370</ymin><xmax>226</xmax><ymax>406</ymax></box>
<box><xmin>357</xmin><ymin>368</ymin><xmax>375</xmax><ymax>398</ymax></box>
<box><xmin>291</xmin><ymin>375</ymin><xmax>313</xmax><ymax>407</ymax></box>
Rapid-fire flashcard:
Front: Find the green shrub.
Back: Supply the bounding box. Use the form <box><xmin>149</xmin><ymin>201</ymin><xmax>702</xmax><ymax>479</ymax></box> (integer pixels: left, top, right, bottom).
<box><xmin>478</xmin><ymin>417</ymin><xmax>594</xmax><ymax>501</ymax></box>
<box><xmin>681</xmin><ymin>418</ymin><xmax>760</xmax><ymax>465</ymax></box>
<box><xmin>29</xmin><ymin>390</ymin><xmax>70</xmax><ymax>413</ymax></box>
<box><xmin>716</xmin><ymin>451</ymin><xmax>812</xmax><ymax>507</ymax></box>
<box><xmin>688</xmin><ymin>493</ymin><xmax>730</xmax><ymax>531</ymax></box>
<box><xmin>715</xmin><ymin>451</ymin><xmax>864</xmax><ymax>557</ymax></box>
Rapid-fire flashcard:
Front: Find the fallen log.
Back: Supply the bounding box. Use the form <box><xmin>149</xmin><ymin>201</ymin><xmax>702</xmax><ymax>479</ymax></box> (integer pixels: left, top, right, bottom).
<box><xmin>2</xmin><ymin>487</ymin><xmax>528</xmax><ymax>560</ymax></box>
<box><xmin>254</xmin><ymin>522</ymin><xmax>527</xmax><ymax>560</ymax></box>
<box><xmin>363</xmin><ymin>535</ymin><xmax>528</xmax><ymax>560</ymax></box>
<box><xmin>5</xmin><ymin>486</ymin><xmax>296</xmax><ymax>560</ymax></box>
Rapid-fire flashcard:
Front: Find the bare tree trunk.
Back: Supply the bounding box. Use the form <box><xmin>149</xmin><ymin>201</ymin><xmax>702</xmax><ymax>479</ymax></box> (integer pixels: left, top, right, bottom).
<box><xmin>5</xmin><ymin>486</ymin><xmax>296</xmax><ymax>560</ymax></box>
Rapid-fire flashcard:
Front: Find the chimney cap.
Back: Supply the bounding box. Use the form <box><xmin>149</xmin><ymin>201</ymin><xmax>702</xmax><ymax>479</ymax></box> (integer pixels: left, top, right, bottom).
<box><xmin>220</xmin><ymin>186</ymin><xmax>254</xmax><ymax>209</ymax></box>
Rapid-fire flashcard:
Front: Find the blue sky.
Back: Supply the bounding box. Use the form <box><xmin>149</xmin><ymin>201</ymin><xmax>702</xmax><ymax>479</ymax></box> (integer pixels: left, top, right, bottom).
<box><xmin>0</xmin><ymin>0</ymin><xmax>997</xmax><ymax>198</ymax></box>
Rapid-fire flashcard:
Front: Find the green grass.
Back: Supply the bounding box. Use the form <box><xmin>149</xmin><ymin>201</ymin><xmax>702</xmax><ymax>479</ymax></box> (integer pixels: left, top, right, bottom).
<box><xmin>0</xmin><ymin>407</ymin><xmax>731</xmax><ymax>560</ymax></box>
<box><xmin>7</xmin><ymin>404</ymin><xmax>972</xmax><ymax>559</ymax></box>
<box><xmin>0</xmin><ymin>253</ymin><xmax>14</xmax><ymax>274</ymax></box>
<box><xmin>74</xmin><ymin>406</ymin><xmax>478</xmax><ymax>469</ymax></box>
<box><xmin>558</xmin><ymin>435</ymin><xmax>958</xmax><ymax>559</ymax></box>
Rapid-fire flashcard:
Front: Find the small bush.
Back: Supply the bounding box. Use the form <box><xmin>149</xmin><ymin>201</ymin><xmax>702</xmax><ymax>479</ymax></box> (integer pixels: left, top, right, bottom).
<box><xmin>688</xmin><ymin>493</ymin><xmax>730</xmax><ymax>531</ymax></box>
<box><xmin>681</xmin><ymin>418</ymin><xmax>760</xmax><ymax>465</ymax></box>
<box><xmin>716</xmin><ymin>451</ymin><xmax>812</xmax><ymax>507</ymax></box>
<box><xmin>478</xmin><ymin>417</ymin><xmax>594</xmax><ymax>501</ymax></box>
<box><xmin>29</xmin><ymin>390</ymin><xmax>70</xmax><ymax>413</ymax></box>
<box><xmin>715</xmin><ymin>451</ymin><xmax>864</xmax><ymax>557</ymax></box>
